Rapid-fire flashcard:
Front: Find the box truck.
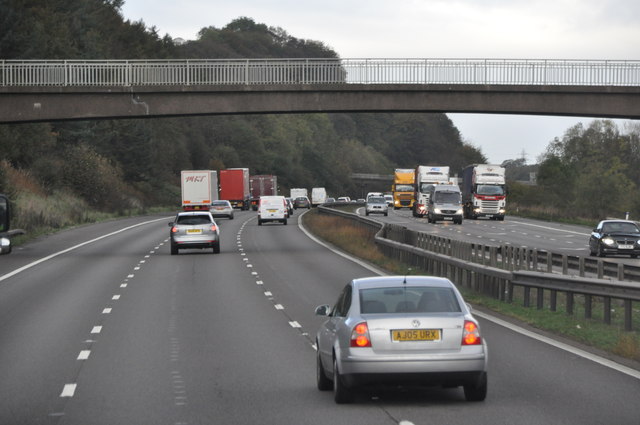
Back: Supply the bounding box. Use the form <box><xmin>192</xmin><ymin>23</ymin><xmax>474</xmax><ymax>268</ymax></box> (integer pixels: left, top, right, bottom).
<box><xmin>181</xmin><ymin>170</ymin><xmax>218</xmax><ymax>211</ymax></box>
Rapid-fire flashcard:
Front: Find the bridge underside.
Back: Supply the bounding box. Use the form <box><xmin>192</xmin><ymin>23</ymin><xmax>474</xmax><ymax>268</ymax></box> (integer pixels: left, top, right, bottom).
<box><xmin>0</xmin><ymin>84</ymin><xmax>638</xmax><ymax>123</ymax></box>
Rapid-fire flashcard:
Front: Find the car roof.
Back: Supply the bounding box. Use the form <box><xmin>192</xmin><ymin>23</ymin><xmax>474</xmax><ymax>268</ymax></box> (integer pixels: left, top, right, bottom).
<box><xmin>176</xmin><ymin>211</ymin><xmax>213</xmax><ymax>216</ymax></box>
<box><xmin>352</xmin><ymin>276</ymin><xmax>454</xmax><ymax>290</ymax></box>
<box><xmin>599</xmin><ymin>219</ymin><xmax>637</xmax><ymax>224</ymax></box>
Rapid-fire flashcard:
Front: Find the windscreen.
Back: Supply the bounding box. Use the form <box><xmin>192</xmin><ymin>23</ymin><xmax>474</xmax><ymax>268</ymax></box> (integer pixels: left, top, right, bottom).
<box><xmin>476</xmin><ymin>185</ymin><xmax>505</xmax><ymax>196</ymax></box>
<box><xmin>359</xmin><ymin>286</ymin><xmax>461</xmax><ymax>314</ymax></box>
<box><xmin>433</xmin><ymin>191</ymin><xmax>461</xmax><ymax>203</ymax></box>
<box><xmin>395</xmin><ymin>184</ymin><xmax>413</xmax><ymax>192</ymax></box>
<box><xmin>176</xmin><ymin>215</ymin><xmax>212</xmax><ymax>225</ymax></box>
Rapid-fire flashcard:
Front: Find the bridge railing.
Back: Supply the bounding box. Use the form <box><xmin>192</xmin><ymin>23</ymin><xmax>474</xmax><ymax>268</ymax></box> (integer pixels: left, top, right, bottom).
<box><xmin>1</xmin><ymin>58</ymin><xmax>639</xmax><ymax>87</ymax></box>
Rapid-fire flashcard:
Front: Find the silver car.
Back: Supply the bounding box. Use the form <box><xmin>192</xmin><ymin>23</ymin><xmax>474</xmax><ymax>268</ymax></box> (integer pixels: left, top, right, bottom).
<box><xmin>365</xmin><ymin>196</ymin><xmax>388</xmax><ymax>216</ymax></box>
<box><xmin>169</xmin><ymin>211</ymin><xmax>221</xmax><ymax>255</ymax></box>
<box><xmin>315</xmin><ymin>276</ymin><xmax>488</xmax><ymax>403</ymax></box>
<box><xmin>210</xmin><ymin>200</ymin><xmax>234</xmax><ymax>219</ymax></box>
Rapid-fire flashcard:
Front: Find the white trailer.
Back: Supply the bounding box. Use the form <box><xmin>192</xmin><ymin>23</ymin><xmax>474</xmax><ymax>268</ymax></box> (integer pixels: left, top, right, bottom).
<box><xmin>181</xmin><ymin>170</ymin><xmax>218</xmax><ymax>211</ymax></box>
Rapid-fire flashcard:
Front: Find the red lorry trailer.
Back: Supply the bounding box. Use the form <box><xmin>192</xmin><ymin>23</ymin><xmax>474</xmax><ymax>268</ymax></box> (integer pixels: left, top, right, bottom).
<box><xmin>219</xmin><ymin>168</ymin><xmax>251</xmax><ymax>210</ymax></box>
<box><xmin>250</xmin><ymin>175</ymin><xmax>278</xmax><ymax>210</ymax></box>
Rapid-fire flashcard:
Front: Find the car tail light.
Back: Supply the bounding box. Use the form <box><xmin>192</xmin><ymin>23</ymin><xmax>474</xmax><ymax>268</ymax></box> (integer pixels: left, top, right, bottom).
<box><xmin>210</xmin><ymin>225</ymin><xmax>217</xmax><ymax>231</ymax></box>
<box><xmin>462</xmin><ymin>320</ymin><xmax>482</xmax><ymax>345</ymax></box>
<box><xmin>350</xmin><ymin>322</ymin><xmax>371</xmax><ymax>347</ymax></box>
<box><xmin>171</xmin><ymin>226</ymin><xmax>179</xmax><ymax>233</ymax></box>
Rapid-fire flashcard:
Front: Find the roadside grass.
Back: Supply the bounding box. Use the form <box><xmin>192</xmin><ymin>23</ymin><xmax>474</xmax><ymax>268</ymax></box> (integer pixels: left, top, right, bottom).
<box><xmin>302</xmin><ymin>209</ymin><xmax>640</xmax><ymax>362</ymax></box>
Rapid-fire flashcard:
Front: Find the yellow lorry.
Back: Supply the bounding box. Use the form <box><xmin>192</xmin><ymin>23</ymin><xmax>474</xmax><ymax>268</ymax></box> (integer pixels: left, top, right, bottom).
<box><xmin>392</xmin><ymin>168</ymin><xmax>415</xmax><ymax>209</ymax></box>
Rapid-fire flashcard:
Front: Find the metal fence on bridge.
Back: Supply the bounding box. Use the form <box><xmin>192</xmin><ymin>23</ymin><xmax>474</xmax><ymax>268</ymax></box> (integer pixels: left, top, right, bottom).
<box><xmin>1</xmin><ymin>58</ymin><xmax>639</xmax><ymax>87</ymax></box>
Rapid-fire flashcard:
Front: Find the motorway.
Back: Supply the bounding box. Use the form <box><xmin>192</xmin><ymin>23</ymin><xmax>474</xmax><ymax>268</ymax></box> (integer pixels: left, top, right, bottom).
<box><xmin>1</xmin><ymin>211</ymin><xmax>639</xmax><ymax>424</ymax></box>
<box><xmin>357</xmin><ymin>207</ymin><xmax>640</xmax><ymax>266</ymax></box>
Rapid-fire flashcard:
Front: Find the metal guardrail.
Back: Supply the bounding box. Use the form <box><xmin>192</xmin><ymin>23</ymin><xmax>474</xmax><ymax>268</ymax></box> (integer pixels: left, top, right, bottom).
<box><xmin>317</xmin><ymin>205</ymin><xmax>640</xmax><ymax>331</ymax></box>
<box><xmin>1</xmin><ymin>58</ymin><xmax>639</xmax><ymax>87</ymax></box>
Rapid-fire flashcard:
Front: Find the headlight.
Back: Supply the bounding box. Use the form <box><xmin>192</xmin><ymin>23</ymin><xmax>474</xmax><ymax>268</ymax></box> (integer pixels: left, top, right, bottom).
<box><xmin>456</xmin><ymin>209</ymin><xmax>463</xmax><ymax>215</ymax></box>
<box><xmin>499</xmin><ymin>208</ymin><xmax>506</xmax><ymax>214</ymax></box>
<box><xmin>602</xmin><ymin>237</ymin><xmax>615</xmax><ymax>246</ymax></box>
<box><xmin>434</xmin><ymin>208</ymin><xmax>441</xmax><ymax>214</ymax></box>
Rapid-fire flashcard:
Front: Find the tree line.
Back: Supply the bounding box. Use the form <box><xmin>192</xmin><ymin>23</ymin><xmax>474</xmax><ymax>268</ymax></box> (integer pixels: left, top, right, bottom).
<box><xmin>0</xmin><ymin>1</ymin><xmax>484</xmax><ymax>233</ymax></box>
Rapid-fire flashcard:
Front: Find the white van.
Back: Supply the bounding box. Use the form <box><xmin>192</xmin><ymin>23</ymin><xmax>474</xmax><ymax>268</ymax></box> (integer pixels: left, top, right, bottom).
<box><xmin>426</xmin><ymin>184</ymin><xmax>463</xmax><ymax>224</ymax></box>
<box><xmin>258</xmin><ymin>195</ymin><xmax>288</xmax><ymax>225</ymax></box>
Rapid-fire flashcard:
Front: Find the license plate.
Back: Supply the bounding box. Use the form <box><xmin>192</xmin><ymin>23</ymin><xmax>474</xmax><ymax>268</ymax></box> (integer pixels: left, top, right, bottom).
<box><xmin>619</xmin><ymin>244</ymin><xmax>634</xmax><ymax>249</ymax></box>
<box><xmin>486</xmin><ymin>214</ymin><xmax>494</xmax><ymax>218</ymax></box>
<box><xmin>392</xmin><ymin>329</ymin><xmax>441</xmax><ymax>341</ymax></box>
<box><xmin>268</xmin><ymin>209</ymin><xmax>277</xmax><ymax>212</ymax></box>
<box><xmin>187</xmin><ymin>229</ymin><xmax>202</xmax><ymax>234</ymax></box>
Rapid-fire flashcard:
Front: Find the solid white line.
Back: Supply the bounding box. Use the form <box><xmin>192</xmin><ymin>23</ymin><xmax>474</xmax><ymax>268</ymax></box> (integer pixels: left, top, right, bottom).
<box><xmin>60</xmin><ymin>384</ymin><xmax>77</xmax><ymax>397</ymax></box>
<box><xmin>298</xmin><ymin>211</ymin><xmax>640</xmax><ymax>380</ymax></box>
<box><xmin>508</xmin><ymin>219</ymin><xmax>588</xmax><ymax>236</ymax></box>
<box><xmin>0</xmin><ymin>217</ymin><xmax>167</xmax><ymax>284</ymax></box>
<box><xmin>474</xmin><ymin>311</ymin><xmax>640</xmax><ymax>380</ymax></box>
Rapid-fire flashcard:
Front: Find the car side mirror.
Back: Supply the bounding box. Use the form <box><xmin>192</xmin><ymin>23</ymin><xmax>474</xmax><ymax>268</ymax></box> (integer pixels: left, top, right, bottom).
<box><xmin>168</xmin><ymin>222</ymin><xmax>174</xmax><ymax>227</ymax></box>
<box><xmin>315</xmin><ymin>304</ymin><xmax>331</xmax><ymax>316</ymax></box>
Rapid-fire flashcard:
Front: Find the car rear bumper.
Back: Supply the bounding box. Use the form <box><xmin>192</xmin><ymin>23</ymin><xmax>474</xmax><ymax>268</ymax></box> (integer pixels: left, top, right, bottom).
<box><xmin>339</xmin><ymin>351</ymin><xmax>486</xmax><ymax>387</ymax></box>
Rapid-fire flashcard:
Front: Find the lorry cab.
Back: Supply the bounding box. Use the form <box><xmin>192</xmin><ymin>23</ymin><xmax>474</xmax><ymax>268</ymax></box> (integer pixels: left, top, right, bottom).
<box><xmin>427</xmin><ymin>185</ymin><xmax>463</xmax><ymax>224</ymax></box>
<box><xmin>257</xmin><ymin>195</ymin><xmax>288</xmax><ymax>225</ymax></box>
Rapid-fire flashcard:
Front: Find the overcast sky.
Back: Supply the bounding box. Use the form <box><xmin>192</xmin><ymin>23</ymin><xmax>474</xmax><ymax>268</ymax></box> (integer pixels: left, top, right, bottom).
<box><xmin>119</xmin><ymin>0</ymin><xmax>638</xmax><ymax>164</ymax></box>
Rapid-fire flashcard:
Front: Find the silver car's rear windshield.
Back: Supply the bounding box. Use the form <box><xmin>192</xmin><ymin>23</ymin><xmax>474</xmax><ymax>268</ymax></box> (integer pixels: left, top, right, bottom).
<box><xmin>176</xmin><ymin>215</ymin><xmax>212</xmax><ymax>225</ymax></box>
<box><xmin>359</xmin><ymin>286</ymin><xmax>461</xmax><ymax>314</ymax></box>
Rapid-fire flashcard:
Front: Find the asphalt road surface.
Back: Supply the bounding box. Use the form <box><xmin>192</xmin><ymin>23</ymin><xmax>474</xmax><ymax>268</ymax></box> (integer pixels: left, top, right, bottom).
<box><xmin>1</xmin><ymin>211</ymin><xmax>639</xmax><ymax>424</ymax></box>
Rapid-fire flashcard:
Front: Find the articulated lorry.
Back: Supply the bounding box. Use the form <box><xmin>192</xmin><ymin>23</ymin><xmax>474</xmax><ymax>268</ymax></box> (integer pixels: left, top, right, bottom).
<box><xmin>250</xmin><ymin>175</ymin><xmax>278</xmax><ymax>210</ymax></box>
<box><xmin>412</xmin><ymin>165</ymin><xmax>450</xmax><ymax>217</ymax></box>
<box><xmin>461</xmin><ymin>164</ymin><xmax>506</xmax><ymax>220</ymax></box>
<box><xmin>392</xmin><ymin>168</ymin><xmax>415</xmax><ymax>210</ymax></box>
<box><xmin>220</xmin><ymin>168</ymin><xmax>251</xmax><ymax>210</ymax></box>
<box><xmin>181</xmin><ymin>170</ymin><xmax>218</xmax><ymax>211</ymax></box>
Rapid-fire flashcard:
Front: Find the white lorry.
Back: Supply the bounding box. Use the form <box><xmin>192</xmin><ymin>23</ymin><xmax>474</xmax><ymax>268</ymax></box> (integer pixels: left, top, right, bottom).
<box><xmin>181</xmin><ymin>170</ymin><xmax>218</xmax><ymax>211</ymax></box>
<box><xmin>461</xmin><ymin>164</ymin><xmax>506</xmax><ymax>220</ymax></box>
<box><xmin>413</xmin><ymin>166</ymin><xmax>450</xmax><ymax>217</ymax></box>
<box><xmin>290</xmin><ymin>188</ymin><xmax>308</xmax><ymax>200</ymax></box>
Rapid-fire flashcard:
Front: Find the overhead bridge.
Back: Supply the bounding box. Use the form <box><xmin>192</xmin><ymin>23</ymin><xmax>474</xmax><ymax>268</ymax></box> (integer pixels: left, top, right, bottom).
<box><xmin>1</xmin><ymin>58</ymin><xmax>639</xmax><ymax>123</ymax></box>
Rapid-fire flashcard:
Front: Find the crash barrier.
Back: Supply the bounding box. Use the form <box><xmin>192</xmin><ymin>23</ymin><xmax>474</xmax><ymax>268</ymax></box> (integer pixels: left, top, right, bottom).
<box><xmin>317</xmin><ymin>205</ymin><xmax>640</xmax><ymax>331</ymax></box>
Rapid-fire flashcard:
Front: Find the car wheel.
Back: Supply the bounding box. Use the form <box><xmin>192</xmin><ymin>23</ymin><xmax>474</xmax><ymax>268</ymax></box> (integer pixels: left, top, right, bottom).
<box><xmin>333</xmin><ymin>357</ymin><xmax>354</xmax><ymax>404</ymax></box>
<box><xmin>365</xmin><ymin>211</ymin><xmax>369</xmax><ymax>216</ymax></box>
<box><xmin>229</xmin><ymin>214</ymin><xmax>234</xmax><ymax>220</ymax></box>
<box><xmin>283</xmin><ymin>219</ymin><xmax>288</xmax><ymax>225</ymax></box>
<box><xmin>464</xmin><ymin>372</ymin><xmax>487</xmax><ymax>402</ymax></box>
<box><xmin>384</xmin><ymin>212</ymin><xmax>388</xmax><ymax>216</ymax></box>
<box><xmin>258</xmin><ymin>219</ymin><xmax>263</xmax><ymax>226</ymax></box>
<box><xmin>170</xmin><ymin>244</ymin><xmax>178</xmax><ymax>255</ymax></box>
<box><xmin>213</xmin><ymin>242</ymin><xmax>220</xmax><ymax>254</ymax></box>
<box><xmin>316</xmin><ymin>348</ymin><xmax>332</xmax><ymax>391</ymax></box>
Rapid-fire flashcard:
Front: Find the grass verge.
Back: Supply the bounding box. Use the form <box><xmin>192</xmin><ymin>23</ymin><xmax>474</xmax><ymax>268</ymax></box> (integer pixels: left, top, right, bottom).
<box><xmin>302</xmin><ymin>209</ymin><xmax>640</xmax><ymax>363</ymax></box>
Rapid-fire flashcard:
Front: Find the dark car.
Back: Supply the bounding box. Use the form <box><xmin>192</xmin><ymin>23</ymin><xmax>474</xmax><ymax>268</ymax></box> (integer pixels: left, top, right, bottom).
<box><xmin>293</xmin><ymin>196</ymin><xmax>311</xmax><ymax>209</ymax></box>
<box><xmin>589</xmin><ymin>219</ymin><xmax>640</xmax><ymax>258</ymax></box>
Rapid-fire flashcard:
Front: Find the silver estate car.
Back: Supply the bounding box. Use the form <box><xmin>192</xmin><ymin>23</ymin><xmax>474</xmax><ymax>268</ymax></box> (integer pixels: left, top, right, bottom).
<box><xmin>210</xmin><ymin>200</ymin><xmax>234</xmax><ymax>220</ymax></box>
<box><xmin>315</xmin><ymin>276</ymin><xmax>488</xmax><ymax>403</ymax></box>
<box><xmin>169</xmin><ymin>211</ymin><xmax>220</xmax><ymax>255</ymax></box>
<box><xmin>365</xmin><ymin>196</ymin><xmax>388</xmax><ymax>216</ymax></box>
